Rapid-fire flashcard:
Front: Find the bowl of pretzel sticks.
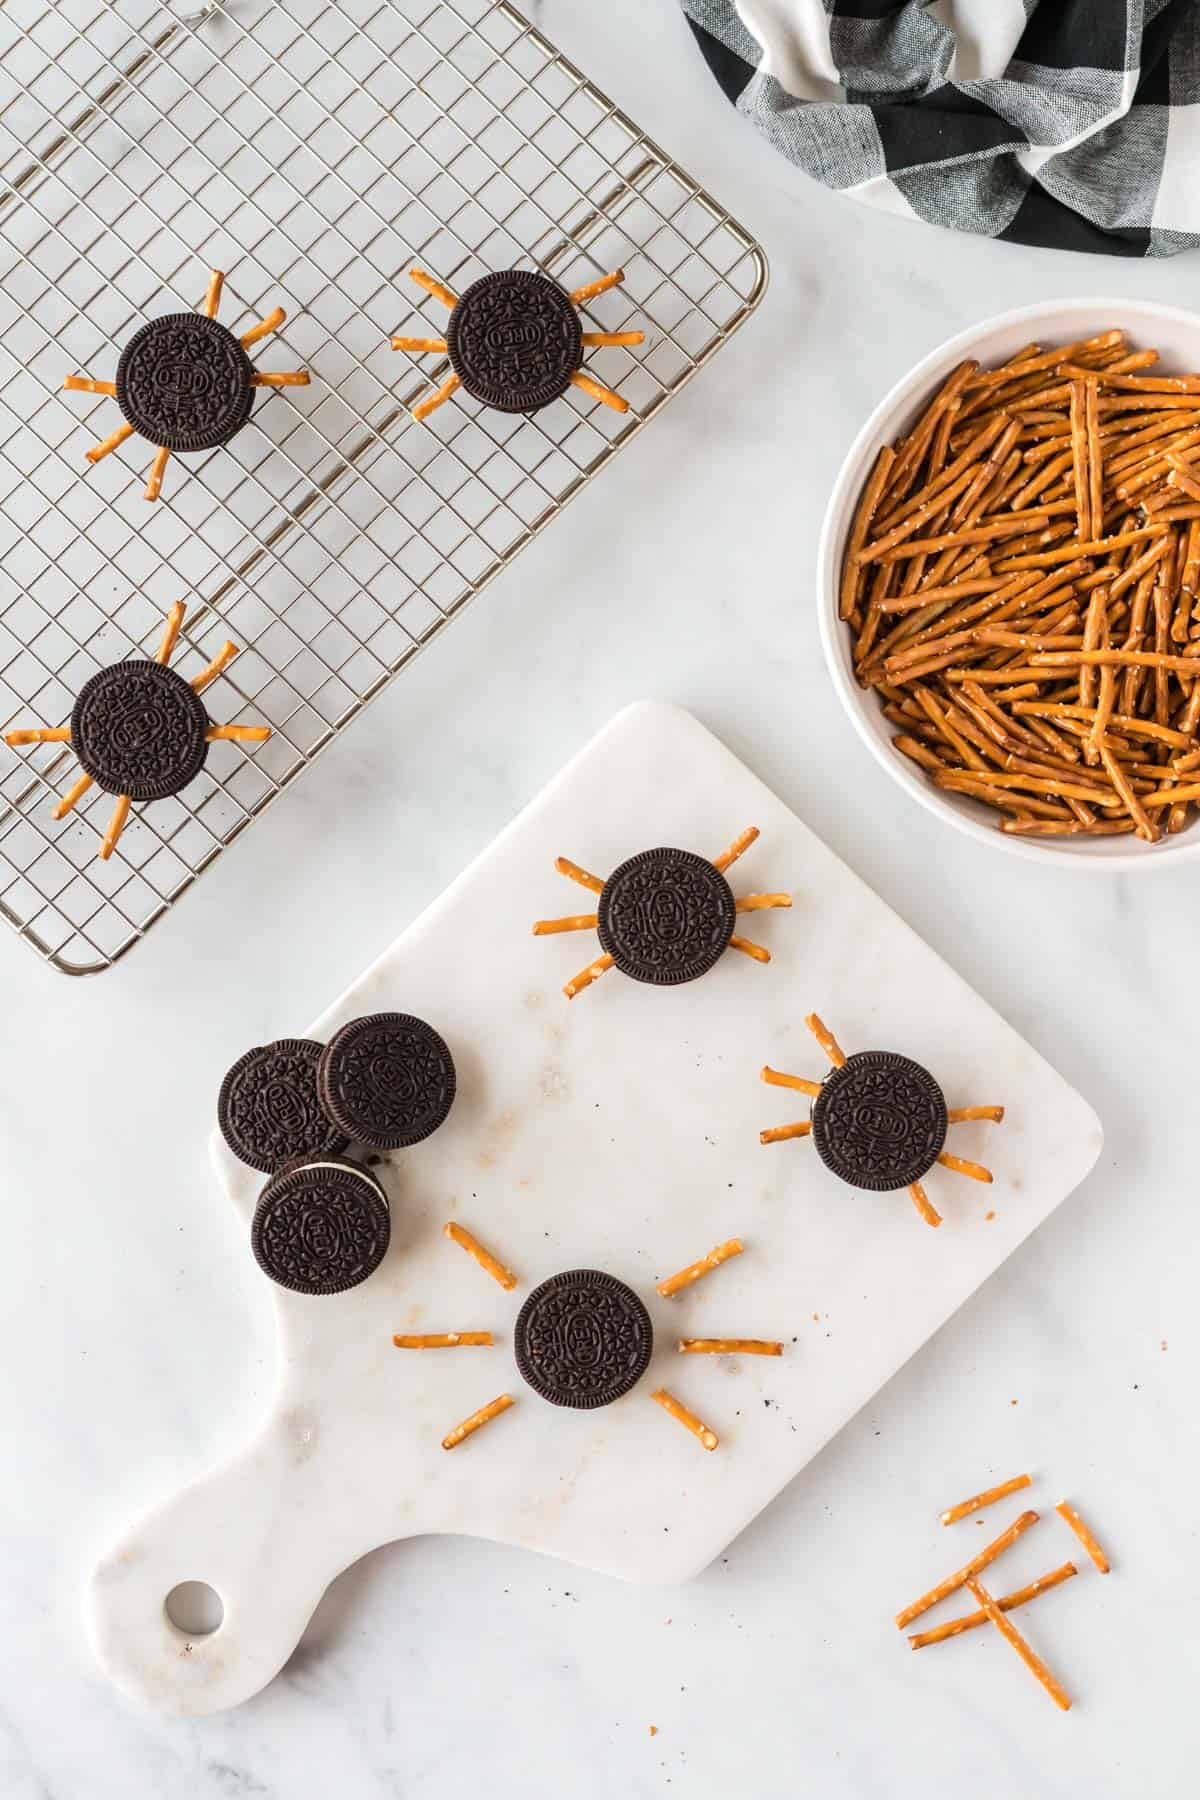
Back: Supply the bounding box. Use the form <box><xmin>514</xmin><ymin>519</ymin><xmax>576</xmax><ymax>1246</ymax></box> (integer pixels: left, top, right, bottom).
<box><xmin>818</xmin><ymin>298</ymin><xmax>1200</xmax><ymax>865</ymax></box>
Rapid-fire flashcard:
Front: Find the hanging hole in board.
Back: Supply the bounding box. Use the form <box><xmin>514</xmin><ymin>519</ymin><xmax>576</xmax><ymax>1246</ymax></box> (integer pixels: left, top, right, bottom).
<box><xmin>164</xmin><ymin>1580</ymin><xmax>224</xmax><ymax>1636</ymax></box>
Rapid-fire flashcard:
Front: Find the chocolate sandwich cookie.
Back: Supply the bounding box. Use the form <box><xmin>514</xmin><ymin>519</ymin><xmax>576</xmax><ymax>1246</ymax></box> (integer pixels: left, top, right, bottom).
<box><xmin>596</xmin><ymin>847</ymin><xmax>736</xmax><ymax>986</ymax></box>
<box><xmin>811</xmin><ymin>1050</ymin><xmax>948</xmax><ymax>1192</ymax></box>
<box><xmin>218</xmin><ymin>1038</ymin><xmax>348</xmax><ymax>1175</ymax></box>
<box><xmin>70</xmin><ymin>659</ymin><xmax>209</xmax><ymax>800</ymax></box>
<box><xmin>251</xmin><ymin>1155</ymin><xmax>390</xmax><ymax>1296</ymax></box>
<box><xmin>514</xmin><ymin>1269</ymin><xmax>653</xmax><ymax>1409</ymax></box>
<box><xmin>317</xmin><ymin>1012</ymin><xmax>456</xmax><ymax>1150</ymax></box>
<box><xmin>116</xmin><ymin>312</ymin><xmax>255</xmax><ymax>453</ymax></box>
<box><xmin>446</xmin><ymin>269</ymin><xmax>582</xmax><ymax>414</ymax></box>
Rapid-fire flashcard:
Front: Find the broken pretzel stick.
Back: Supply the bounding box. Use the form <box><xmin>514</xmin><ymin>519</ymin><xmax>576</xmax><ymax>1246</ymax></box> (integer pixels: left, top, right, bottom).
<box><xmin>441</xmin><ymin>1393</ymin><xmax>514</xmax><ymax>1450</ymax></box>
<box><xmin>909</xmin><ymin>1562</ymin><xmax>1076</xmax><ymax>1648</ymax></box>
<box><xmin>761</xmin><ymin>1066</ymin><xmax>822</xmax><ymax>1097</ymax></box>
<box><xmin>570</xmin><ymin>369</ymin><xmax>628</xmax><ymax>413</ymax></box>
<box><xmin>728</xmin><ymin>934</ymin><xmax>770</xmax><ymax>964</ymax></box>
<box><xmin>908</xmin><ymin>1181</ymin><xmax>942</xmax><ymax>1228</ymax></box>
<box><xmin>191</xmin><ymin>642</ymin><xmax>239</xmax><ymax>694</ymax></box>
<box><xmin>409</xmin><ymin>267</ymin><xmax>459</xmax><ymax>309</ymax></box>
<box><xmin>964</xmin><ymin>1576</ymin><xmax>1071</xmax><ymax>1711</ymax></box>
<box><xmin>894</xmin><ymin>1508</ymin><xmax>1040</xmax><ymax>1629</ymax></box>
<box><xmin>678</xmin><ymin>1338</ymin><xmax>781</xmax><ymax>1356</ymax></box>
<box><xmin>392</xmin><ymin>335</ymin><xmax>448</xmax><ymax>353</ymax></box>
<box><xmin>53</xmin><ymin>771</ymin><xmax>93</xmax><ymax>820</ymax></box>
<box><xmin>393</xmin><ymin>1332</ymin><xmax>493</xmax><ymax>1349</ymax></box>
<box><xmin>98</xmin><ymin>793</ymin><xmax>131</xmax><ymax>862</ymax></box>
<box><xmin>712</xmin><ymin>825</ymin><xmax>759</xmax><ymax>872</ymax></box>
<box><xmin>651</xmin><ymin>1387</ymin><xmax>718</xmax><ymax>1451</ymax></box>
<box><xmin>4</xmin><ymin>727</ymin><xmax>71</xmax><ymax>745</ymax></box>
<box><xmin>86</xmin><ymin>421</ymin><xmax>134</xmax><ymax>465</ymax></box>
<box><xmin>206</xmin><ymin>724</ymin><xmax>272</xmax><ymax>742</ymax></box>
<box><xmin>252</xmin><ymin>370</ymin><xmax>310</xmax><ymax>387</ymax></box>
<box><xmin>144</xmin><ymin>445</ymin><xmax>171</xmax><ymax>502</ymax></box>
<box><xmin>412</xmin><ymin>373</ymin><xmax>461</xmax><ymax>423</ymax></box>
<box><xmin>657</xmin><ymin>1238</ymin><xmax>743</xmax><ymax>1298</ymax></box>
<box><xmin>1055</xmin><ymin>1500</ymin><xmax>1111</xmax><ymax>1573</ymax></box>
<box><xmin>564</xmin><ymin>951</ymin><xmax>614</xmax><ymax>999</ymax></box>
<box><xmin>532</xmin><ymin>912</ymin><xmax>598</xmax><ymax>935</ymax></box>
<box><xmin>760</xmin><ymin>1121</ymin><xmax>811</xmax><ymax>1144</ymax></box>
<box><xmin>569</xmin><ymin>269</ymin><xmax>624</xmax><ymax>306</ymax></box>
<box><xmin>947</xmin><ymin>1105</ymin><xmax>1005</xmax><ymax>1123</ymax></box>
<box><xmin>580</xmin><ymin>330</ymin><xmax>644</xmax><ymax>347</ymax></box>
<box><xmin>937</xmin><ymin>1151</ymin><xmax>993</xmax><ymax>1184</ymax></box>
<box><xmin>443</xmin><ymin>1221</ymin><xmax>517</xmax><ymax>1291</ymax></box>
<box><xmin>63</xmin><ymin>375</ymin><xmax>115</xmax><ymax>395</ymax></box>
<box><xmin>202</xmin><ymin>268</ymin><xmax>224</xmax><ymax>318</ymax></box>
<box><xmin>805</xmin><ymin>1012</ymin><xmax>847</xmax><ymax>1067</ymax></box>
<box><xmin>155</xmin><ymin>600</ymin><xmax>186</xmax><ymax>665</ymax></box>
<box><xmin>940</xmin><ymin>1472</ymin><xmax>1032</xmax><ymax>1526</ymax></box>
<box><xmin>735</xmin><ymin>893</ymin><xmax>791</xmax><ymax>912</ymax></box>
<box><xmin>554</xmin><ymin>855</ymin><xmax>604</xmax><ymax>894</ymax></box>
<box><xmin>239</xmin><ymin>306</ymin><xmax>286</xmax><ymax>348</ymax></box>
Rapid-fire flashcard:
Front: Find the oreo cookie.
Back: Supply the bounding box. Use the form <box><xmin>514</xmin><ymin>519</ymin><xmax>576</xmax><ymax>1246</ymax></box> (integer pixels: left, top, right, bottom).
<box><xmin>317</xmin><ymin>1012</ymin><xmax>456</xmax><ymax>1150</ymax></box>
<box><xmin>514</xmin><ymin>1269</ymin><xmax>653</xmax><ymax>1409</ymax></box>
<box><xmin>811</xmin><ymin>1050</ymin><xmax>948</xmax><ymax>1192</ymax></box>
<box><xmin>251</xmin><ymin>1155</ymin><xmax>390</xmax><ymax>1296</ymax></box>
<box><xmin>218</xmin><ymin>1038</ymin><xmax>348</xmax><ymax>1175</ymax></box>
<box><xmin>597</xmin><ymin>847</ymin><xmax>736</xmax><ymax>987</ymax></box>
<box><xmin>446</xmin><ymin>269</ymin><xmax>582</xmax><ymax>414</ymax></box>
<box><xmin>70</xmin><ymin>659</ymin><xmax>209</xmax><ymax>800</ymax></box>
<box><xmin>116</xmin><ymin>312</ymin><xmax>255</xmax><ymax>453</ymax></box>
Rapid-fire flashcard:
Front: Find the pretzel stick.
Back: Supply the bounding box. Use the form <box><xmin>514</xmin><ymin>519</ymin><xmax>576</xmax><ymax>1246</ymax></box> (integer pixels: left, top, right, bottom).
<box><xmin>761</xmin><ymin>1066</ymin><xmax>822</xmax><ymax>1096</ymax></box>
<box><xmin>841</xmin><ymin>446</ymin><xmax>898</xmax><ymax>618</ymax></box>
<box><xmin>155</xmin><ymin>600</ymin><xmax>186</xmax><ymax>665</ymax></box>
<box><xmin>412</xmin><ymin>374</ymin><xmax>461</xmax><ymax>422</ymax></box>
<box><xmin>555</xmin><ymin>854</ymin><xmax>604</xmax><ymax>893</ymax></box>
<box><xmin>651</xmin><ymin>1388</ymin><xmax>718</xmax><ymax>1451</ymax></box>
<box><xmin>206</xmin><ymin>724</ymin><xmax>271</xmax><ymax>742</ymax></box>
<box><xmin>940</xmin><ymin>1472</ymin><xmax>1032</xmax><ymax>1525</ymax></box>
<box><xmin>202</xmin><ymin>269</ymin><xmax>224</xmax><ymax>318</ymax></box>
<box><xmin>908</xmin><ymin>1181</ymin><xmax>942</xmax><ymax>1227</ymax></box>
<box><xmin>760</xmin><ymin>1121</ymin><xmax>811</xmax><ymax>1144</ymax></box>
<box><xmin>713</xmin><ymin>825</ymin><xmax>759</xmax><ymax>872</ymax></box>
<box><xmin>252</xmin><ymin>370</ymin><xmax>310</xmax><ymax>386</ymax></box>
<box><xmin>393</xmin><ymin>1332</ymin><xmax>493</xmax><ymax>1348</ymax></box>
<box><xmin>98</xmin><ymin>794</ymin><xmax>131</xmax><ymax>861</ymax></box>
<box><xmin>63</xmin><ymin>375</ymin><xmax>115</xmax><ymax>394</ymax></box>
<box><xmin>1033</xmin><ymin>647</ymin><xmax>1200</xmax><ymax>674</ymax></box>
<box><xmin>570</xmin><ymin>269</ymin><xmax>624</xmax><ymax>305</ymax></box>
<box><xmin>657</xmin><ymin>1238</ymin><xmax>743</xmax><ymax>1298</ymax></box>
<box><xmin>392</xmin><ymin>335</ymin><xmax>448</xmax><ymax>352</ymax></box>
<box><xmin>678</xmin><ymin>1339</ymin><xmax>782</xmax><ymax>1356</ymax></box>
<box><xmin>580</xmin><ymin>330</ymin><xmax>644</xmax><ymax>347</ymax></box>
<box><xmin>1055</xmin><ymin>1500</ymin><xmax>1111</xmax><ymax>1572</ymax></box>
<box><xmin>1079</xmin><ymin>585</ymin><xmax>1108</xmax><ymax>711</ymax></box>
<box><xmin>947</xmin><ymin>1105</ymin><xmax>1005</xmax><ymax>1122</ymax></box>
<box><xmin>144</xmin><ymin>446</ymin><xmax>170</xmax><ymax>501</ymax></box>
<box><xmin>4</xmin><ymin>727</ymin><xmax>71</xmax><ymax>744</ymax></box>
<box><xmin>1086</xmin><ymin>662</ymin><xmax>1116</xmax><ymax>763</ymax></box>
<box><xmin>571</xmin><ymin>370</ymin><xmax>628</xmax><ymax>412</ymax></box>
<box><xmin>805</xmin><ymin>1013</ymin><xmax>846</xmax><ymax>1067</ymax></box>
<box><xmin>532</xmin><ymin>913</ymin><xmax>598</xmax><ymax>935</ymax></box>
<box><xmin>191</xmin><ymin>642</ymin><xmax>239</xmax><ymax>693</ymax></box>
<box><xmin>86</xmin><ymin>421</ymin><xmax>134</xmax><ymax>464</ymax></box>
<box><xmin>1101</xmin><ymin>742</ymin><xmax>1159</xmax><ymax>841</ymax></box>
<box><xmin>938</xmin><ymin>1151</ymin><xmax>992</xmax><ymax>1183</ymax></box>
<box><xmin>441</xmin><ymin>1393</ymin><xmax>514</xmax><ymax>1450</ymax></box>
<box><xmin>443</xmin><ymin>1222</ymin><xmax>517</xmax><ymax>1290</ymax></box>
<box><xmin>736</xmin><ymin>893</ymin><xmax>791</xmax><ymax>912</ymax></box>
<box><xmin>728</xmin><ymin>935</ymin><xmax>769</xmax><ymax>963</ymax></box>
<box><xmin>53</xmin><ymin>772</ymin><xmax>93</xmax><ymax>819</ymax></box>
<box><xmin>964</xmin><ymin>1577</ymin><xmax>1071</xmax><ymax>1711</ymax></box>
<box><xmin>1086</xmin><ymin>379</ymin><xmax>1103</xmax><ymax>544</ymax></box>
<box><xmin>1069</xmin><ymin>381</ymin><xmax>1090</xmax><ymax>539</ymax></box>
<box><xmin>894</xmin><ymin>1509</ymin><xmax>1040</xmax><ymax>1628</ymax></box>
<box><xmin>564</xmin><ymin>951</ymin><xmax>614</xmax><ymax>998</ymax></box>
<box><xmin>240</xmin><ymin>306</ymin><xmax>286</xmax><ymax>348</ymax></box>
<box><xmin>909</xmin><ymin>1563</ymin><xmax>1077</xmax><ymax>1648</ymax></box>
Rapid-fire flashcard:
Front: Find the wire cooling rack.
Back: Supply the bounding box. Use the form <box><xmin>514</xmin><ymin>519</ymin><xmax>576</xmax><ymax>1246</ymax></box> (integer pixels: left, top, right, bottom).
<box><xmin>0</xmin><ymin>0</ymin><xmax>765</xmax><ymax>974</ymax></box>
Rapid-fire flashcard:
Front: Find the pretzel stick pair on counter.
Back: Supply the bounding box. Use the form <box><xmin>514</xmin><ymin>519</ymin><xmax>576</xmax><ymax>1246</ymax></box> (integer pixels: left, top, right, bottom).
<box><xmin>842</xmin><ymin>329</ymin><xmax>1200</xmax><ymax>842</ymax></box>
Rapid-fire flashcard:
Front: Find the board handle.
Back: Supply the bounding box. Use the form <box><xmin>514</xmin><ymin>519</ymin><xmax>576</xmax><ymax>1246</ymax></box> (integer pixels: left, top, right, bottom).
<box><xmin>88</xmin><ymin>1410</ymin><xmax>354</xmax><ymax>1715</ymax></box>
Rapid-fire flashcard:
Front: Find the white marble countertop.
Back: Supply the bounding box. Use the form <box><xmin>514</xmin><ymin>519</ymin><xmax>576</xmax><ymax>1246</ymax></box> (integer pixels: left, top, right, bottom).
<box><xmin>1</xmin><ymin>3</ymin><xmax>1195</xmax><ymax>1795</ymax></box>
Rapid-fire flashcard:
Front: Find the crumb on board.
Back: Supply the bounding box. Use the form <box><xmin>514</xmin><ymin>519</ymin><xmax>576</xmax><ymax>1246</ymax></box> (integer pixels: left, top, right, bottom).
<box><xmin>648</xmin><ymin>1725</ymin><xmax>658</xmax><ymax>1737</ymax></box>
<box><xmin>985</xmin><ymin>1210</ymin><xmax>996</xmax><ymax>1221</ymax></box>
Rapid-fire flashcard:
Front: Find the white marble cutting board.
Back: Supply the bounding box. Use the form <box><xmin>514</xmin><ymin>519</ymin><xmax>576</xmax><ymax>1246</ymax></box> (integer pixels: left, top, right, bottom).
<box><xmin>88</xmin><ymin>702</ymin><xmax>1102</xmax><ymax>1715</ymax></box>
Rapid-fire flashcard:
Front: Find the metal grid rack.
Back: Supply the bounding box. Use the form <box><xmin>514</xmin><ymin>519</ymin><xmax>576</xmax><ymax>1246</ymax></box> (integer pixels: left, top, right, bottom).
<box><xmin>0</xmin><ymin>0</ymin><xmax>766</xmax><ymax>974</ymax></box>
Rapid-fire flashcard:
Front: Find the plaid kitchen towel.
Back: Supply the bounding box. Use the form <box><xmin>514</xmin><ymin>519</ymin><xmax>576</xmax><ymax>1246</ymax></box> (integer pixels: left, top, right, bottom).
<box><xmin>682</xmin><ymin>0</ymin><xmax>1200</xmax><ymax>255</ymax></box>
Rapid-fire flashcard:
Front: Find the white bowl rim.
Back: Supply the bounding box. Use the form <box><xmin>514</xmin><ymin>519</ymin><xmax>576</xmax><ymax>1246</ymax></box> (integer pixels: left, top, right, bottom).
<box><xmin>817</xmin><ymin>295</ymin><xmax>1200</xmax><ymax>873</ymax></box>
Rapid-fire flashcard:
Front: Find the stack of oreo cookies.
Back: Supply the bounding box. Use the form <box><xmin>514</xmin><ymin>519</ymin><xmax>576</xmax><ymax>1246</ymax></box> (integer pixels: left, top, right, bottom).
<box><xmin>218</xmin><ymin>1012</ymin><xmax>456</xmax><ymax>1297</ymax></box>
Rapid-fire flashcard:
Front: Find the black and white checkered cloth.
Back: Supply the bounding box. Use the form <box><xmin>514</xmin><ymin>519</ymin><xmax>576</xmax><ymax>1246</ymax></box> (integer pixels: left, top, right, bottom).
<box><xmin>682</xmin><ymin>0</ymin><xmax>1200</xmax><ymax>256</ymax></box>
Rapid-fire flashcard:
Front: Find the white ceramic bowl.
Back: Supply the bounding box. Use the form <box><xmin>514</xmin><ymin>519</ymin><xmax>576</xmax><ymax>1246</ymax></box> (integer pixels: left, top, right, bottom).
<box><xmin>818</xmin><ymin>297</ymin><xmax>1200</xmax><ymax>870</ymax></box>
